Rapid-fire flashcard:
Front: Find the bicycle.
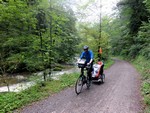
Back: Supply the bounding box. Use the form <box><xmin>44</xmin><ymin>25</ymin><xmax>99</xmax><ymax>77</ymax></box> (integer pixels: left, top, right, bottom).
<box><xmin>75</xmin><ymin>59</ymin><xmax>91</xmax><ymax>95</ymax></box>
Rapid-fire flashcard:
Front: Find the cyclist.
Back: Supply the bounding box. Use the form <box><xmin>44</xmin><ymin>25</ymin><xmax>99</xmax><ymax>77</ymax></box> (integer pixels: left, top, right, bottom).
<box><xmin>78</xmin><ymin>45</ymin><xmax>94</xmax><ymax>82</ymax></box>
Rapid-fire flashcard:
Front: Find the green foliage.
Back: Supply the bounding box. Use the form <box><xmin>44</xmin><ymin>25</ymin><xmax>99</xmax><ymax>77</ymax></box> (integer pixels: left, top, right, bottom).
<box><xmin>137</xmin><ymin>22</ymin><xmax>150</xmax><ymax>59</ymax></box>
<box><xmin>0</xmin><ymin>87</ymin><xmax>48</xmax><ymax>113</ymax></box>
<box><xmin>133</xmin><ymin>56</ymin><xmax>150</xmax><ymax>112</ymax></box>
<box><xmin>142</xmin><ymin>82</ymin><xmax>150</xmax><ymax>97</ymax></box>
<box><xmin>104</xmin><ymin>59</ymin><xmax>115</xmax><ymax>69</ymax></box>
<box><xmin>0</xmin><ymin>0</ymin><xmax>79</xmax><ymax>73</ymax></box>
<box><xmin>77</xmin><ymin>17</ymin><xmax>111</xmax><ymax>61</ymax></box>
<box><xmin>111</xmin><ymin>0</ymin><xmax>150</xmax><ymax>59</ymax></box>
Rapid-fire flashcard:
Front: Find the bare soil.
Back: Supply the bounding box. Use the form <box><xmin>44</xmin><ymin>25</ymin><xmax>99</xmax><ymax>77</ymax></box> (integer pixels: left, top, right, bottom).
<box><xmin>16</xmin><ymin>59</ymin><xmax>143</xmax><ymax>113</ymax></box>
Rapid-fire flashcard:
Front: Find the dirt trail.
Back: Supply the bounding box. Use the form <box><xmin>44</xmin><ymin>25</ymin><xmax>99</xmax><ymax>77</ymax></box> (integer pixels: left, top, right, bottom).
<box><xmin>17</xmin><ymin>59</ymin><xmax>143</xmax><ymax>113</ymax></box>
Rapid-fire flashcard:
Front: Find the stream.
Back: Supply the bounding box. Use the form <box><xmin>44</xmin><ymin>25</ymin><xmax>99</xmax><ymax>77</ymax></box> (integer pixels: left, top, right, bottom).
<box><xmin>0</xmin><ymin>66</ymin><xmax>79</xmax><ymax>93</ymax></box>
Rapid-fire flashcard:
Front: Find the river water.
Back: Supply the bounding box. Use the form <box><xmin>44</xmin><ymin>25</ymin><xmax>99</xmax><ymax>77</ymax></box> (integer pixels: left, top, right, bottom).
<box><xmin>0</xmin><ymin>66</ymin><xmax>79</xmax><ymax>93</ymax></box>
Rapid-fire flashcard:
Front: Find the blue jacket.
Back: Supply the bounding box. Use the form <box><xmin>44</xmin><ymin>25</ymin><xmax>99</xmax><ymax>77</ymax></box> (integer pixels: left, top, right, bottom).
<box><xmin>80</xmin><ymin>50</ymin><xmax>94</xmax><ymax>63</ymax></box>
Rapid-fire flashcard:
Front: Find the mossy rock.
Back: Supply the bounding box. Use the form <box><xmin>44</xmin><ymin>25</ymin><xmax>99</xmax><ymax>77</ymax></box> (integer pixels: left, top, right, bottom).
<box><xmin>53</xmin><ymin>67</ymin><xmax>62</xmax><ymax>71</ymax></box>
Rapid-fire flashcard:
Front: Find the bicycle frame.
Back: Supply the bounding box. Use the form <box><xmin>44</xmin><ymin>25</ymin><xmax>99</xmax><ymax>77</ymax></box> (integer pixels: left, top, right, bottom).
<box><xmin>80</xmin><ymin>65</ymin><xmax>91</xmax><ymax>78</ymax></box>
<box><xmin>75</xmin><ymin>65</ymin><xmax>91</xmax><ymax>95</ymax></box>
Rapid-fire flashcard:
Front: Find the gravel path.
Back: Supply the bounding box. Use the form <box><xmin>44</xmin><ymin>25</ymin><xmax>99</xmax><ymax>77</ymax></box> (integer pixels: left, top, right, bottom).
<box><xmin>16</xmin><ymin>59</ymin><xmax>143</xmax><ymax>113</ymax></box>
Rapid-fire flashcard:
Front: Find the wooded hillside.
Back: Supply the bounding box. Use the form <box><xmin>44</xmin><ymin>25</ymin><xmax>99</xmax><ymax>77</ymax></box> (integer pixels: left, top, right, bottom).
<box><xmin>0</xmin><ymin>0</ymin><xmax>79</xmax><ymax>73</ymax></box>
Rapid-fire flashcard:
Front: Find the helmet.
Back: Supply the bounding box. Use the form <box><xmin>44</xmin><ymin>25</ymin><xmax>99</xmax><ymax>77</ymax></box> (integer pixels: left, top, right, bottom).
<box><xmin>83</xmin><ymin>45</ymin><xmax>89</xmax><ymax>50</ymax></box>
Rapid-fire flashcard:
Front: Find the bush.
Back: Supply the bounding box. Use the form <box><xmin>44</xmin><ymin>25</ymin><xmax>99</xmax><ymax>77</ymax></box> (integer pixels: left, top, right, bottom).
<box><xmin>133</xmin><ymin>56</ymin><xmax>150</xmax><ymax>112</ymax></box>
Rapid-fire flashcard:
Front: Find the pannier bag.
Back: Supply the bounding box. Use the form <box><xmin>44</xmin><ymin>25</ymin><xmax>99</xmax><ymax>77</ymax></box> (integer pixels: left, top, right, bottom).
<box><xmin>78</xmin><ymin>59</ymin><xmax>86</xmax><ymax>68</ymax></box>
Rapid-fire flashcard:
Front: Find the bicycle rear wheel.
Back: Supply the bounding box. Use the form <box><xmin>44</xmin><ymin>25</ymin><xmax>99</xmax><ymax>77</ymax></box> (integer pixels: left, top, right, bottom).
<box><xmin>101</xmin><ymin>74</ymin><xmax>105</xmax><ymax>83</ymax></box>
<box><xmin>75</xmin><ymin>76</ymin><xmax>83</xmax><ymax>95</ymax></box>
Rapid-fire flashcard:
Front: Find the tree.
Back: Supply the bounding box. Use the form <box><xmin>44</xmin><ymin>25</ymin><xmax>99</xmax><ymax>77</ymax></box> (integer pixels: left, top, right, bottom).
<box><xmin>0</xmin><ymin>0</ymin><xmax>80</xmax><ymax>74</ymax></box>
<box><xmin>111</xmin><ymin>0</ymin><xmax>150</xmax><ymax>58</ymax></box>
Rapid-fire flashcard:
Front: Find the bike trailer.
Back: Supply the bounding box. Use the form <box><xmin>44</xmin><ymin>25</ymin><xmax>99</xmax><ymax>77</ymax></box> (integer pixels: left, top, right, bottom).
<box><xmin>92</xmin><ymin>61</ymin><xmax>104</xmax><ymax>79</ymax></box>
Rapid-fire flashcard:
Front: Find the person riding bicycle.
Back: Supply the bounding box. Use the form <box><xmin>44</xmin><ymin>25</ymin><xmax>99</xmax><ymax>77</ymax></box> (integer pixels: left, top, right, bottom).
<box><xmin>78</xmin><ymin>45</ymin><xmax>94</xmax><ymax>82</ymax></box>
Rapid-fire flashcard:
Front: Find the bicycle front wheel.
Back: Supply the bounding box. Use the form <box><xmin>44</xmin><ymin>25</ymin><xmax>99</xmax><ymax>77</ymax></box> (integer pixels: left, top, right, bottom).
<box><xmin>86</xmin><ymin>75</ymin><xmax>91</xmax><ymax>89</ymax></box>
<box><xmin>75</xmin><ymin>76</ymin><xmax>83</xmax><ymax>95</ymax></box>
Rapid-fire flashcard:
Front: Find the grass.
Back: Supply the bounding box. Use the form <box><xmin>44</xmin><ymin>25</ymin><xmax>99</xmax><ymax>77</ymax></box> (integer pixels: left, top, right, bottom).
<box><xmin>104</xmin><ymin>58</ymin><xmax>115</xmax><ymax>69</ymax></box>
<box><xmin>0</xmin><ymin>58</ymin><xmax>114</xmax><ymax>113</ymax></box>
<box><xmin>132</xmin><ymin>56</ymin><xmax>150</xmax><ymax>113</ymax></box>
<box><xmin>0</xmin><ymin>73</ymin><xmax>79</xmax><ymax>113</ymax></box>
